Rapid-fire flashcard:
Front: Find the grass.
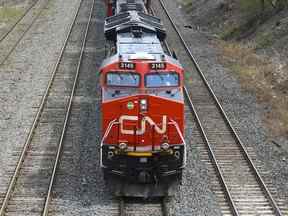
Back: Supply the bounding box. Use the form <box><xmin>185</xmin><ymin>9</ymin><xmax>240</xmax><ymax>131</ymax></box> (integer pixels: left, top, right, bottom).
<box><xmin>255</xmin><ymin>32</ymin><xmax>274</xmax><ymax>48</ymax></box>
<box><xmin>41</xmin><ymin>0</ymin><xmax>55</xmax><ymax>16</ymax></box>
<box><xmin>217</xmin><ymin>41</ymin><xmax>288</xmax><ymax>137</ymax></box>
<box><xmin>0</xmin><ymin>6</ymin><xmax>23</xmax><ymax>23</ymax></box>
<box><xmin>181</xmin><ymin>0</ymin><xmax>193</xmax><ymax>10</ymax></box>
<box><xmin>219</xmin><ymin>25</ymin><xmax>242</xmax><ymax>40</ymax></box>
<box><xmin>219</xmin><ymin>0</ymin><xmax>275</xmax><ymax>40</ymax></box>
<box><xmin>219</xmin><ymin>14</ymin><xmax>262</xmax><ymax>40</ymax></box>
<box><xmin>239</xmin><ymin>0</ymin><xmax>277</xmax><ymax>13</ymax></box>
<box><xmin>239</xmin><ymin>0</ymin><xmax>263</xmax><ymax>14</ymax></box>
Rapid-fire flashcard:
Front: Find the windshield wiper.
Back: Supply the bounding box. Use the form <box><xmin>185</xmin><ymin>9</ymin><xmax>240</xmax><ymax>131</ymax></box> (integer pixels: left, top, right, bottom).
<box><xmin>155</xmin><ymin>71</ymin><xmax>165</xmax><ymax>81</ymax></box>
<box><xmin>130</xmin><ymin>73</ymin><xmax>137</xmax><ymax>82</ymax></box>
<box><xmin>118</xmin><ymin>73</ymin><xmax>124</xmax><ymax>80</ymax></box>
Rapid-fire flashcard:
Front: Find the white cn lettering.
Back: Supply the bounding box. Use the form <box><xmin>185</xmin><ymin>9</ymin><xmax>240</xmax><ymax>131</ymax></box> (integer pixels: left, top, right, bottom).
<box><xmin>119</xmin><ymin>115</ymin><xmax>167</xmax><ymax>135</ymax></box>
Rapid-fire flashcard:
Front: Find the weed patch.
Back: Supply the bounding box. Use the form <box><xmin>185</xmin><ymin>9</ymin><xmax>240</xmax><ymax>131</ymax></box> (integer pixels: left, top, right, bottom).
<box><xmin>181</xmin><ymin>0</ymin><xmax>193</xmax><ymax>10</ymax></box>
<box><xmin>0</xmin><ymin>6</ymin><xmax>22</xmax><ymax>23</ymax></box>
<box><xmin>255</xmin><ymin>32</ymin><xmax>274</xmax><ymax>48</ymax></box>
<box><xmin>217</xmin><ymin>41</ymin><xmax>288</xmax><ymax>136</ymax></box>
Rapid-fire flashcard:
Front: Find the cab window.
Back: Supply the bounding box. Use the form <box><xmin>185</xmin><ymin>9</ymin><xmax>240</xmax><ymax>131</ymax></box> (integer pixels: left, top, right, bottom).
<box><xmin>106</xmin><ymin>72</ymin><xmax>140</xmax><ymax>87</ymax></box>
<box><xmin>145</xmin><ymin>72</ymin><xmax>179</xmax><ymax>87</ymax></box>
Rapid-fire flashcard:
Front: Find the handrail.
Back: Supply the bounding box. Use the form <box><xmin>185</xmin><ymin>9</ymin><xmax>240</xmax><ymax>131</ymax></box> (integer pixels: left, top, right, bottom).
<box><xmin>167</xmin><ymin>120</ymin><xmax>185</xmax><ymax>145</ymax></box>
<box><xmin>168</xmin><ymin>120</ymin><xmax>187</xmax><ymax>166</ymax></box>
<box><xmin>101</xmin><ymin>119</ymin><xmax>119</xmax><ymax>145</ymax></box>
<box><xmin>101</xmin><ymin>118</ymin><xmax>185</xmax><ymax>149</ymax></box>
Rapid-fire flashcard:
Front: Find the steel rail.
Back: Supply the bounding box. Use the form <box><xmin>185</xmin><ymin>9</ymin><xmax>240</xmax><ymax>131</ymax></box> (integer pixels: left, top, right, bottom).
<box><xmin>119</xmin><ymin>197</ymin><xmax>168</xmax><ymax>216</ymax></box>
<box><xmin>153</xmin><ymin>6</ymin><xmax>239</xmax><ymax>215</ymax></box>
<box><xmin>157</xmin><ymin>0</ymin><xmax>283</xmax><ymax>215</ymax></box>
<box><xmin>150</xmin><ymin>8</ymin><xmax>172</xmax><ymax>57</ymax></box>
<box><xmin>161</xmin><ymin>196</ymin><xmax>169</xmax><ymax>216</ymax></box>
<box><xmin>119</xmin><ymin>198</ymin><xmax>125</xmax><ymax>216</ymax></box>
<box><xmin>111</xmin><ymin>8</ymin><xmax>171</xmax><ymax>216</ymax></box>
<box><xmin>0</xmin><ymin>0</ymin><xmax>40</xmax><ymax>43</ymax></box>
<box><xmin>0</xmin><ymin>0</ymin><xmax>50</xmax><ymax>67</ymax></box>
<box><xmin>41</xmin><ymin>0</ymin><xmax>95</xmax><ymax>215</ymax></box>
<box><xmin>151</xmin><ymin>6</ymin><xmax>236</xmax><ymax>214</ymax></box>
<box><xmin>0</xmin><ymin>1</ymin><xmax>83</xmax><ymax>215</ymax></box>
<box><xmin>183</xmin><ymin>86</ymin><xmax>240</xmax><ymax>216</ymax></box>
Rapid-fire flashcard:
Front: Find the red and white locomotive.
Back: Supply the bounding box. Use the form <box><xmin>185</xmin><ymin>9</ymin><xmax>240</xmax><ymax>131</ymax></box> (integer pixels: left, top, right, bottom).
<box><xmin>100</xmin><ymin>0</ymin><xmax>186</xmax><ymax>185</ymax></box>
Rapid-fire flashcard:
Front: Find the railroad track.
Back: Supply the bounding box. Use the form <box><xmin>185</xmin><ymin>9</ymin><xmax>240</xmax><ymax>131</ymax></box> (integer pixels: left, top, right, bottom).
<box><xmin>0</xmin><ymin>0</ymin><xmax>49</xmax><ymax>66</ymax></box>
<box><xmin>0</xmin><ymin>0</ymin><xmax>40</xmax><ymax>43</ymax></box>
<box><xmin>153</xmin><ymin>0</ymin><xmax>287</xmax><ymax>215</ymax></box>
<box><xmin>0</xmin><ymin>0</ymin><xmax>95</xmax><ymax>215</ymax></box>
<box><xmin>119</xmin><ymin>197</ymin><xmax>169</xmax><ymax>216</ymax></box>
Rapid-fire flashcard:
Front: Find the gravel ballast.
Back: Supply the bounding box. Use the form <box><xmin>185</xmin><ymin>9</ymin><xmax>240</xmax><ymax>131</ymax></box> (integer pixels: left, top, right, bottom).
<box><xmin>0</xmin><ymin>0</ymin><xmax>38</xmax><ymax>36</ymax></box>
<box><xmin>160</xmin><ymin>0</ymin><xmax>288</xmax><ymax>213</ymax></box>
<box><xmin>0</xmin><ymin>0</ymin><xmax>81</xmax><ymax>199</ymax></box>
<box><xmin>48</xmin><ymin>0</ymin><xmax>118</xmax><ymax>215</ymax></box>
<box><xmin>1</xmin><ymin>0</ymin><xmax>286</xmax><ymax>214</ymax></box>
<box><xmin>48</xmin><ymin>0</ymin><xmax>222</xmax><ymax>215</ymax></box>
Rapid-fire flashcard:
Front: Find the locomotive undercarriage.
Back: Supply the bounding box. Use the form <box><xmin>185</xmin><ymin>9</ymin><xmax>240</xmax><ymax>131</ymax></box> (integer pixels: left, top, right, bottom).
<box><xmin>101</xmin><ymin>144</ymin><xmax>185</xmax><ymax>184</ymax></box>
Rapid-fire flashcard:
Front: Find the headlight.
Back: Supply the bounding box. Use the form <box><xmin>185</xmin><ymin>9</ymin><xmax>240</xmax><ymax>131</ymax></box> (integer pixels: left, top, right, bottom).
<box><xmin>119</xmin><ymin>142</ymin><xmax>128</xmax><ymax>150</ymax></box>
<box><xmin>161</xmin><ymin>142</ymin><xmax>170</xmax><ymax>151</ymax></box>
<box><xmin>140</xmin><ymin>99</ymin><xmax>147</xmax><ymax>111</ymax></box>
<box><xmin>108</xmin><ymin>151</ymin><xmax>114</xmax><ymax>159</ymax></box>
<box><xmin>174</xmin><ymin>150</ymin><xmax>180</xmax><ymax>159</ymax></box>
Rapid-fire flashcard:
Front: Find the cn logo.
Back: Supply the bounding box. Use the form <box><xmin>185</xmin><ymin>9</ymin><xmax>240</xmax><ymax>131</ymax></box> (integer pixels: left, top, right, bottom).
<box><xmin>119</xmin><ymin>115</ymin><xmax>167</xmax><ymax>135</ymax></box>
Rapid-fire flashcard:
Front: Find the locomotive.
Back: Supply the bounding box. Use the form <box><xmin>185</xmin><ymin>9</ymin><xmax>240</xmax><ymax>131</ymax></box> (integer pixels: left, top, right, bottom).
<box><xmin>100</xmin><ymin>0</ymin><xmax>186</xmax><ymax>190</ymax></box>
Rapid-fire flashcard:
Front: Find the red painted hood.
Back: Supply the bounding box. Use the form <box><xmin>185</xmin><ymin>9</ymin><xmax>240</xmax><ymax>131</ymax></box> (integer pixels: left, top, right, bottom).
<box><xmin>102</xmin><ymin>94</ymin><xmax>184</xmax><ymax>148</ymax></box>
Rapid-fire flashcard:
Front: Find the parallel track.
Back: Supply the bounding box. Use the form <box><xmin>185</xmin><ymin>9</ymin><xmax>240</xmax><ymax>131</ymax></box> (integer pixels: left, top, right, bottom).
<box><xmin>42</xmin><ymin>0</ymin><xmax>95</xmax><ymax>214</ymax></box>
<box><xmin>0</xmin><ymin>0</ymin><xmax>49</xmax><ymax>66</ymax></box>
<box><xmin>0</xmin><ymin>0</ymin><xmax>40</xmax><ymax>43</ymax></box>
<box><xmin>0</xmin><ymin>0</ymin><xmax>95</xmax><ymax>215</ymax></box>
<box><xmin>154</xmin><ymin>0</ymin><xmax>286</xmax><ymax>215</ymax></box>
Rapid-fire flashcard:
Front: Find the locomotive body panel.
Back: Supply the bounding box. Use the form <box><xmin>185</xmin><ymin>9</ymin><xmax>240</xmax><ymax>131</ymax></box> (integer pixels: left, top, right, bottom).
<box><xmin>100</xmin><ymin>0</ymin><xmax>187</xmax><ymax>185</ymax></box>
<box><xmin>102</xmin><ymin>94</ymin><xmax>184</xmax><ymax>147</ymax></box>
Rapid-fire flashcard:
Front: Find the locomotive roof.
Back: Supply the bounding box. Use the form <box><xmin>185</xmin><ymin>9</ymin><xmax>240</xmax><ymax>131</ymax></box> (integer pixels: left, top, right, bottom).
<box><xmin>116</xmin><ymin>0</ymin><xmax>146</xmax><ymax>14</ymax></box>
<box><xmin>117</xmin><ymin>32</ymin><xmax>163</xmax><ymax>55</ymax></box>
<box><xmin>100</xmin><ymin>0</ymin><xmax>182</xmax><ymax>70</ymax></box>
<box><xmin>105</xmin><ymin>11</ymin><xmax>166</xmax><ymax>41</ymax></box>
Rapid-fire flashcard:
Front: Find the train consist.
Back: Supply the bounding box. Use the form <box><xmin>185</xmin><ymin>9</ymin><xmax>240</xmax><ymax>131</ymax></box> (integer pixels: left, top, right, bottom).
<box><xmin>100</xmin><ymin>0</ymin><xmax>186</xmax><ymax>195</ymax></box>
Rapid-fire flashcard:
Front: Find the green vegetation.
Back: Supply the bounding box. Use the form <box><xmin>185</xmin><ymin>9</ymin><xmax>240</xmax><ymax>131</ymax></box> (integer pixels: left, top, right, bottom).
<box><xmin>240</xmin><ymin>0</ymin><xmax>288</xmax><ymax>13</ymax></box>
<box><xmin>219</xmin><ymin>26</ymin><xmax>242</xmax><ymax>40</ymax></box>
<box><xmin>181</xmin><ymin>0</ymin><xmax>193</xmax><ymax>10</ymax></box>
<box><xmin>219</xmin><ymin>16</ymin><xmax>260</xmax><ymax>40</ymax></box>
<box><xmin>255</xmin><ymin>32</ymin><xmax>274</xmax><ymax>48</ymax></box>
<box><xmin>218</xmin><ymin>41</ymin><xmax>288</xmax><ymax>136</ymax></box>
<box><xmin>0</xmin><ymin>6</ymin><xmax>23</xmax><ymax>23</ymax></box>
<box><xmin>40</xmin><ymin>0</ymin><xmax>55</xmax><ymax>16</ymax></box>
<box><xmin>239</xmin><ymin>0</ymin><xmax>263</xmax><ymax>14</ymax></box>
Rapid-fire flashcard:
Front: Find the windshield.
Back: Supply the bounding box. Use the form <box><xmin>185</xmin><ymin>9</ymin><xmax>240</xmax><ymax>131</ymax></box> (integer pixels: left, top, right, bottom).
<box><xmin>145</xmin><ymin>72</ymin><xmax>179</xmax><ymax>87</ymax></box>
<box><xmin>106</xmin><ymin>72</ymin><xmax>140</xmax><ymax>87</ymax></box>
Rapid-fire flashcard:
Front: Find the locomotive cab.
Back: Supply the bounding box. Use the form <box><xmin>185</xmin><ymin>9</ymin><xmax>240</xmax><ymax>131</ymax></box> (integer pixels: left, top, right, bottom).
<box><xmin>100</xmin><ymin>0</ymin><xmax>186</xmax><ymax>185</ymax></box>
<box><xmin>100</xmin><ymin>57</ymin><xmax>186</xmax><ymax>183</ymax></box>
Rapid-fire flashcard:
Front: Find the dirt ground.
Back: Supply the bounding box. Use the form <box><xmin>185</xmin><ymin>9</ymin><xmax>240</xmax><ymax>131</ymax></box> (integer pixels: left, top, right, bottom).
<box><xmin>180</xmin><ymin>0</ymin><xmax>288</xmax><ymax>141</ymax></box>
<box><xmin>174</xmin><ymin>0</ymin><xmax>288</xmax><ymax>211</ymax></box>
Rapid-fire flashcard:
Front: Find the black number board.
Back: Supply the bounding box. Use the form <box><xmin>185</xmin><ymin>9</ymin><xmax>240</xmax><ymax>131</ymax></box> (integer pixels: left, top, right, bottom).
<box><xmin>150</xmin><ymin>62</ymin><xmax>166</xmax><ymax>70</ymax></box>
<box><xmin>119</xmin><ymin>62</ymin><xmax>136</xmax><ymax>70</ymax></box>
